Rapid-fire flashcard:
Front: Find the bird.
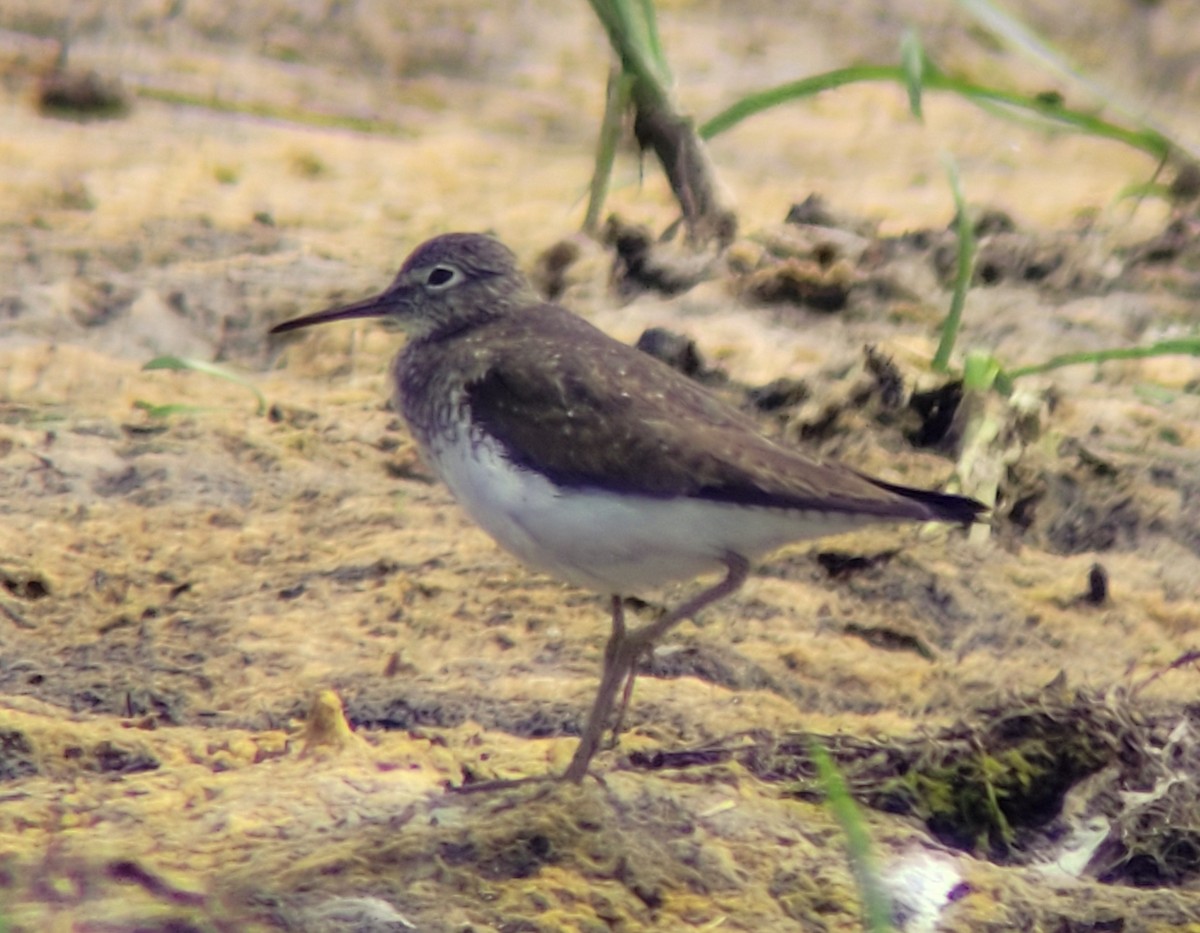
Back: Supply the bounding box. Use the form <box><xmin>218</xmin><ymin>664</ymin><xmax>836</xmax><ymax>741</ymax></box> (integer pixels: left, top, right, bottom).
<box><xmin>270</xmin><ymin>232</ymin><xmax>985</xmax><ymax>784</ymax></box>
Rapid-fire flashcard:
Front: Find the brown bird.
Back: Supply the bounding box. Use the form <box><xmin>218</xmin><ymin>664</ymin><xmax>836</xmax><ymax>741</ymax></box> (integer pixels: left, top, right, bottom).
<box><xmin>271</xmin><ymin>232</ymin><xmax>985</xmax><ymax>783</ymax></box>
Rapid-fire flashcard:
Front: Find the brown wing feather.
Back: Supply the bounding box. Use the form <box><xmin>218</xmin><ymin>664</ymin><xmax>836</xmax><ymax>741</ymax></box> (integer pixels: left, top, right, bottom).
<box><xmin>463</xmin><ymin>305</ymin><xmax>982</xmax><ymax>524</ymax></box>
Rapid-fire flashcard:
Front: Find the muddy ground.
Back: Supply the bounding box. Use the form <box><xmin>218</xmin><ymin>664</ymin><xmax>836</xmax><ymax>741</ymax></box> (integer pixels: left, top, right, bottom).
<box><xmin>1</xmin><ymin>1</ymin><xmax>1200</xmax><ymax>931</ymax></box>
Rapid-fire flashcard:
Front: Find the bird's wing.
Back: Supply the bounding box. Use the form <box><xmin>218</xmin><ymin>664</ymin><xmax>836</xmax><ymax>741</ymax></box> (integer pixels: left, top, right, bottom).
<box><xmin>463</xmin><ymin>306</ymin><xmax>971</xmax><ymax>521</ymax></box>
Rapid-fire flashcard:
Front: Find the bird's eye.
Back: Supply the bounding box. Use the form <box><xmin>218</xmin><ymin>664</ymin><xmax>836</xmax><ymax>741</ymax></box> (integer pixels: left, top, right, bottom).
<box><xmin>424</xmin><ymin>265</ymin><xmax>461</xmax><ymax>290</ymax></box>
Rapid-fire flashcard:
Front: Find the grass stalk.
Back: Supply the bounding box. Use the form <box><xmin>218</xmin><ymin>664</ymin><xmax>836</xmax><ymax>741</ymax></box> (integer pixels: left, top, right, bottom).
<box><xmin>142</xmin><ymin>356</ymin><xmax>267</xmax><ymax>416</ymax></box>
<box><xmin>584</xmin><ymin>67</ymin><xmax>635</xmax><ymax>233</ymax></box>
<box><xmin>999</xmin><ymin>337</ymin><xmax>1200</xmax><ymax>390</ymax></box>
<box><xmin>933</xmin><ymin>157</ymin><xmax>974</xmax><ymax>373</ymax></box>
<box><xmin>811</xmin><ymin>740</ymin><xmax>896</xmax><ymax>933</ymax></box>
<box><xmin>699</xmin><ymin>63</ymin><xmax>1172</xmax><ymax>160</ymax></box>
<box><xmin>584</xmin><ymin>0</ymin><xmax>736</xmax><ymax>242</ymax></box>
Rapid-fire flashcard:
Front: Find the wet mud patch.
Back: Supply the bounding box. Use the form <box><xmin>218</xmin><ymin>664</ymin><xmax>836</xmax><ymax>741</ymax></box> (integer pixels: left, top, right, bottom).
<box><xmin>605</xmin><ymin>216</ymin><xmax>723</xmax><ymax>297</ymax></box>
<box><xmin>1005</xmin><ymin>435</ymin><xmax>1197</xmax><ymax>557</ymax></box>
<box><xmin>635</xmin><ymin>641</ymin><xmax>785</xmax><ymax>696</ymax></box>
<box><xmin>0</xmin><ymin>728</ymin><xmax>38</xmax><ymax>780</ymax></box>
<box><xmin>735</xmin><ymin>195</ymin><xmax>1200</xmax><ymax>323</ymax></box>
<box><xmin>757</xmin><ymin>541</ymin><xmax>979</xmax><ymax>665</ymax></box>
<box><xmin>342</xmin><ymin>683</ymin><xmax>582</xmax><ymax>742</ymax></box>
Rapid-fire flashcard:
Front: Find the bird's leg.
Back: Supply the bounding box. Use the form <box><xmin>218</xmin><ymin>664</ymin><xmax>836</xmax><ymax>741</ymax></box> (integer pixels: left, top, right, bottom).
<box><xmin>561</xmin><ymin>553</ymin><xmax>750</xmax><ymax>783</ymax></box>
<box><xmin>605</xmin><ymin>652</ymin><xmax>642</xmax><ymax>752</ymax></box>
<box><xmin>451</xmin><ymin>597</ymin><xmax>630</xmax><ymax>794</ymax></box>
<box><xmin>630</xmin><ymin>553</ymin><xmax>750</xmax><ymax>652</ymax></box>
<box><xmin>562</xmin><ymin>595</ymin><xmax>634</xmax><ymax>783</ymax></box>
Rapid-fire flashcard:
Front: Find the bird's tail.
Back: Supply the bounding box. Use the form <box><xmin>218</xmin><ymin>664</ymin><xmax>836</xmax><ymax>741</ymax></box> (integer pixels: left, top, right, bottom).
<box><xmin>862</xmin><ymin>476</ymin><xmax>988</xmax><ymax>526</ymax></box>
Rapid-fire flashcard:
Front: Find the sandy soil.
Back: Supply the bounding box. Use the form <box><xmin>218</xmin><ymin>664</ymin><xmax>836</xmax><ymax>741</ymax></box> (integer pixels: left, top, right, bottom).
<box><xmin>2</xmin><ymin>1</ymin><xmax>1199</xmax><ymax>931</ymax></box>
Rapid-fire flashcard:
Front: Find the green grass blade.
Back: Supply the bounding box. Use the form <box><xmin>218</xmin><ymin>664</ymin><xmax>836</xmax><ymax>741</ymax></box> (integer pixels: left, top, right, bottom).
<box><xmin>1004</xmin><ymin>337</ymin><xmax>1200</xmax><ymax>382</ymax></box>
<box><xmin>585</xmin><ymin>67</ymin><xmax>636</xmax><ymax>233</ymax></box>
<box><xmin>963</xmin><ymin>349</ymin><xmax>1003</xmax><ymax>392</ymax></box>
<box><xmin>956</xmin><ymin>0</ymin><xmax>1197</xmax><ymax>158</ymax></box>
<box><xmin>811</xmin><ymin>740</ymin><xmax>896</xmax><ymax>933</ymax></box>
<box><xmin>633</xmin><ymin>0</ymin><xmax>669</xmax><ymax>79</ymax></box>
<box><xmin>900</xmin><ymin>30</ymin><xmax>926</xmax><ymax>120</ymax></box>
<box><xmin>135</xmin><ymin>87</ymin><xmax>400</xmax><ymax>136</ymax></box>
<box><xmin>700</xmin><ymin>65</ymin><xmax>898</xmax><ymax>139</ymax></box>
<box><xmin>957</xmin><ymin>0</ymin><xmax>1100</xmax><ymax>98</ymax></box>
<box><xmin>143</xmin><ymin>355</ymin><xmax>267</xmax><ymax>415</ymax></box>
<box><xmin>583</xmin><ymin>0</ymin><xmax>676</xmax><ymax>229</ymax></box>
<box><xmin>698</xmin><ymin>64</ymin><xmax>1173</xmax><ymax>160</ymax></box>
<box><xmin>586</xmin><ymin>0</ymin><xmax>671</xmax><ymax>89</ymax></box>
<box><xmin>933</xmin><ymin>157</ymin><xmax>974</xmax><ymax>373</ymax></box>
<box><xmin>133</xmin><ymin>400</ymin><xmax>209</xmax><ymax>418</ymax></box>
<box><xmin>946</xmin><ymin>77</ymin><xmax>1168</xmax><ymax>155</ymax></box>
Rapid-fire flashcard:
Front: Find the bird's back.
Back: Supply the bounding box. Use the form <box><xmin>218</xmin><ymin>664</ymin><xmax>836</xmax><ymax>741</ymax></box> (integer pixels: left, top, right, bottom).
<box><xmin>394</xmin><ymin>302</ymin><xmax>983</xmax><ymax>527</ymax></box>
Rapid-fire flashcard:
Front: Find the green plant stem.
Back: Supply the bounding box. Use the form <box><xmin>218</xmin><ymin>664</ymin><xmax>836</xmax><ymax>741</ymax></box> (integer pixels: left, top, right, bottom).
<box><xmin>584</xmin><ymin>0</ymin><xmax>671</xmax><ymax>98</ymax></box>
<box><xmin>900</xmin><ymin>29</ymin><xmax>925</xmax><ymax>119</ymax></box>
<box><xmin>1004</xmin><ymin>338</ymin><xmax>1200</xmax><ymax>381</ymax></box>
<box><xmin>698</xmin><ymin>64</ymin><xmax>1172</xmax><ymax>160</ymax></box>
<box><xmin>933</xmin><ymin>157</ymin><xmax>974</xmax><ymax>373</ymax></box>
<box><xmin>143</xmin><ymin>356</ymin><xmax>267</xmax><ymax>415</ymax></box>
<box><xmin>956</xmin><ymin>0</ymin><xmax>1196</xmax><ymax>160</ymax></box>
<box><xmin>584</xmin><ymin>0</ymin><xmax>736</xmax><ymax>243</ymax></box>
<box><xmin>584</xmin><ymin>67</ymin><xmax>635</xmax><ymax>233</ymax></box>
<box><xmin>136</xmin><ymin>87</ymin><xmax>401</xmax><ymax>135</ymax></box>
<box><xmin>811</xmin><ymin>741</ymin><xmax>896</xmax><ymax>933</ymax></box>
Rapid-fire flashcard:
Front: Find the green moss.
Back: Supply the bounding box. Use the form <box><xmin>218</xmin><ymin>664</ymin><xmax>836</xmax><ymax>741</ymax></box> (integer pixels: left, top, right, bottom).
<box><xmin>885</xmin><ymin>717</ymin><xmax>1112</xmax><ymax>857</ymax></box>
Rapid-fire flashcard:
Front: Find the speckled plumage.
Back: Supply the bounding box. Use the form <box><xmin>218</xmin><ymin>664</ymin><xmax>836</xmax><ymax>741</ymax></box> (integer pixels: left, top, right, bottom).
<box><xmin>271</xmin><ymin>232</ymin><xmax>985</xmax><ymax>784</ymax></box>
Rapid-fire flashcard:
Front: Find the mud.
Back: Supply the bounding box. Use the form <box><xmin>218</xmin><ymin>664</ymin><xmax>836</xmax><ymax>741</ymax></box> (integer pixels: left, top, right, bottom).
<box><xmin>2</xmin><ymin>1</ymin><xmax>1200</xmax><ymax>931</ymax></box>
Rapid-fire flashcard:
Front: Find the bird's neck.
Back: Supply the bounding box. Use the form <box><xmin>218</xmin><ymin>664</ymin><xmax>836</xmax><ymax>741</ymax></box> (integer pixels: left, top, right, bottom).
<box><xmin>393</xmin><ymin>319</ymin><xmax>496</xmax><ymax>450</ymax></box>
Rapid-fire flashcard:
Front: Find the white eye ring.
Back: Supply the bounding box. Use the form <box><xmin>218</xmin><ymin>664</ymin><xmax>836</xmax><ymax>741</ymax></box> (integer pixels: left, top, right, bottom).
<box><xmin>424</xmin><ymin>264</ymin><xmax>462</xmax><ymax>290</ymax></box>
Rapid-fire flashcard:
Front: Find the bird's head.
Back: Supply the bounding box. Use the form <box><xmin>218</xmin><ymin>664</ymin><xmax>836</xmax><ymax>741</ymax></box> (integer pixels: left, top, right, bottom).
<box><xmin>270</xmin><ymin>232</ymin><xmax>536</xmax><ymax>341</ymax></box>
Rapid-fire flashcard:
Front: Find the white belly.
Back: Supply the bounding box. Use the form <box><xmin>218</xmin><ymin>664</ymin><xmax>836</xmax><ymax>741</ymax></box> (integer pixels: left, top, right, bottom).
<box><xmin>425</xmin><ymin>431</ymin><xmax>873</xmax><ymax>595</ymax></box>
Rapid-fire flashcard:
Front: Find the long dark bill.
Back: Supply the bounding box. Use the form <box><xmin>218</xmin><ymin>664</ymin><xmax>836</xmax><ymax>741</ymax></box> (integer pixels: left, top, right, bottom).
<box><xmin>269</xmin><ymin>292</ymin><xmax>391</xmax><ymax>335</ymax></box>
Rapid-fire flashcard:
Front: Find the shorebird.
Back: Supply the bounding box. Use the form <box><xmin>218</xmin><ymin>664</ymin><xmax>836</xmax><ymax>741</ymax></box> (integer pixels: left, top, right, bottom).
<box><xmin>271</xmin><ymin>232</ymin><xmax>985</xmax><ymax>783</ymax></box>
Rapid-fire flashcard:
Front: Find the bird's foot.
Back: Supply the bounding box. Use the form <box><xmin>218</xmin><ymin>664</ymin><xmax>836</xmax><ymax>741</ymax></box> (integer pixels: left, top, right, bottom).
<box><xmin>447</xmin><ymin>765</ymin><xmax>606</xmax><ymax>796</ymax></box>
<box><xmin>446</xmin><ymin>772</ymin><xmax>558</xmax><ymax>795</ymax></box>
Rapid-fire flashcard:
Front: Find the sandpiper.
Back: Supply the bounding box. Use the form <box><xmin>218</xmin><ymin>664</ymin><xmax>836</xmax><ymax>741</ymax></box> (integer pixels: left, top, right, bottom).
<box><xmin>271</xmin><ymin>232</ymin><xmax>985</xmax><ymax>784</ymax></box>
